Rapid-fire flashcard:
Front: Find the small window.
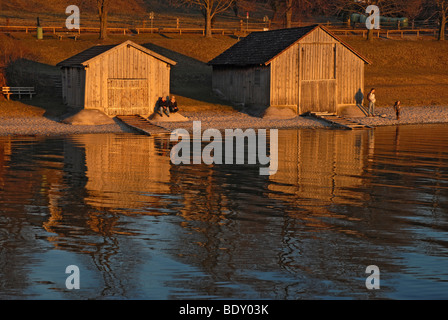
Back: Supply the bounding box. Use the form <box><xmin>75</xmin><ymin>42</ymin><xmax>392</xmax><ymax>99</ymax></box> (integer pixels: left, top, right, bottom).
<box><xmin>254</xmin><ymin>70</ymin><xmax>261</xmax><ymax>86</ymax></box>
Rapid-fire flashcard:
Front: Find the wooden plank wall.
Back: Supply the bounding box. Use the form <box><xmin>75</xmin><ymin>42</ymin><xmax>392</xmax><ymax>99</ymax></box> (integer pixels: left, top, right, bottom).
<box><xmin>62</xmin><ymin>67</ymin><xmax>86</xmax><ymax>110</ymax></box>
<box><xmin>302</xmin><ymin>27</ymin><xmax>366</xmax><ymax>108</ymax></box>
<box><xmin>336</xmin><ymin>46</ymin><xmax>365</xmax><ymax>107</ymax></box>
<box><xmin>107</xmin><ymin>79</ymin><xmax>149</xmax><ymax>115</ymax></box>
<box><xmin>212</xmin><ymin>67</ymin><xmax>245</xmax><ymax>104</ymax></box>
<box><xmin>213</xmin><ymin>27</ymin><xmax>366</xmax><ymax>114</ymax></box>
<box><xmin>269</xmin><ymin>27</ymin><xmax>365</xmax><ymax>114</ymax></box>
<box><xmin>270</xmin><ymin>28</ymin><xmax>340</xmax><ymax>113</ymax></box>
<box><xmin>298</xmin><ymin>28</ymin><xmax>338</xmax><ymax>114</ymax></box>
<box><xmin>212</xmin><ymin>66</ymin><xmax>270</xmax><ymax>107</ymax></box>
<box><xmin>83</xmin><ymin>45</ymin><xmax>171</xmax><ymax>115</ymax></box>
<box><xmin>270</xmin><ymin>43</ymin><xmax>299</xmax><ymax>109</ymax></box>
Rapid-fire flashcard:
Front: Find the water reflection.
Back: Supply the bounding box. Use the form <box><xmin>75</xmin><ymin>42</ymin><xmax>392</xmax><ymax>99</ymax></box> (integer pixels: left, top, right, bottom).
<box><xmin>0</xmin><ymin>125</ymin><xmax>447</xmax><ymax>299</ymax></box>
<box><xmin>270</xmin><ymin>129</ymin><xmax>370</xmax><ymax>214</ymax></box>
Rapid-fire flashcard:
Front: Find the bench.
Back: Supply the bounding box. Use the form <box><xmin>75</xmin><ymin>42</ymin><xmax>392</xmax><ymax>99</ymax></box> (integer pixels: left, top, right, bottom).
<box><xmin>56</xmin><ymin>32</ymin><xmax>79</xmax><ymax>41</ymax></box>
<box><xmin>2</xmin><ymin>87</ymin><xmax>36</xmax><ymax>100</ymax></box>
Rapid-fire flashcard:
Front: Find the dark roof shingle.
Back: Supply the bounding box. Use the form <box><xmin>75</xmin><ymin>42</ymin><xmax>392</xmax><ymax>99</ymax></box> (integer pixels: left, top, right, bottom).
<box><xmin>56</xmin><ymin>44</ymin><xmax>118</xmax><ymax>67</ymax></box>
<box><xmin>208</xmin><ymin>25</ymin><xmax>318</xmax><ymax>66</ymax></box>
<box><xmin>208</xmin><ymin>25</ymin><xmax>371</xmax><ymax>66</ymax></box>
<box><xmin>56</xmin><ymin>41</ymin><xmax>177</xmax><ymax>67</ymax></box>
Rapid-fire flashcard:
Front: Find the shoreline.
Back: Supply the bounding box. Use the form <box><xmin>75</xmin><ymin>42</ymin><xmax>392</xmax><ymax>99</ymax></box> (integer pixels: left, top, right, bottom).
<box><xmin>0</xmin><ymin>106</ymin><xmax>447</xmax><ymax>137</ymax></box>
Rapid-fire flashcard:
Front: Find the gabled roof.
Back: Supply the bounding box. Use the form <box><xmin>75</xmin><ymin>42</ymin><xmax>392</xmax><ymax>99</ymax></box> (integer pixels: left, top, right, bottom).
<box><xmin>57</xmin><ymin>40</ymin><xmax>177</xmax><ymax>68</ymax></box>
<box><xmin>208</xmin><ymin>24</ymin><xmax>371</xmax><ymax>66</ymax></box>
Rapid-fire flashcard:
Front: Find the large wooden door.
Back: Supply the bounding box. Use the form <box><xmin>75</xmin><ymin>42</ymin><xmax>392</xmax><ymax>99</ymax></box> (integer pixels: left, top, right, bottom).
<box><xmin>107</xmin><ymin>79</ymin><xmax>149</xmax><ymax>115</ymax></box>
<box><xmin>299</xmin><ymin>43</ymin><xmax>337</xmax><ymax>113</ymax></box>
<box><xmin>300</xmin><ymin>79</ymin><xmax>336</xmax><ymax>113</ymax></box>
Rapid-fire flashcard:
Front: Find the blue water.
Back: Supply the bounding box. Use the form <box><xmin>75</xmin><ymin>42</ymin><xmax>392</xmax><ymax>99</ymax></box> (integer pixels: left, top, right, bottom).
<box><xmin>0</xmin><ymin>124</ymin><xmax>447</xmax><ymax>300</ymax></box>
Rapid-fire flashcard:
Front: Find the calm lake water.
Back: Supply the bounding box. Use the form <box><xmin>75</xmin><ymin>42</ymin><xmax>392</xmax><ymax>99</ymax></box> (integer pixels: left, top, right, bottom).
<box><xmin>0</xmin><ymin>124</ymin><xmax>447</xmax><ymax>300</ymax></box>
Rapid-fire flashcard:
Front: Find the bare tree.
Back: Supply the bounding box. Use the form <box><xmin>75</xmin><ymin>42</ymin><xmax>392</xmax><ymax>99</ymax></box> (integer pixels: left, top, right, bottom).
<box><xmin>285</xmin><ymin>0</ymin><xmax>293</xmax><ymax>28</ymax></box>
<box><xmin>177</xmin><ymin>0</ymin><xmax>235</xmax><ymax>38</ymax></box>
<box><xmin>97</xmin><ymin>0</ymin><xmax>110</xmax><ymax>40</ymax></box>
<box><xmin>396</xmin><ymin>0</ymin><xmax>424</xmax><ymax>29</ymax></box>
<box><xmin>330</xmin><ymin>0</ymin><xmax>404</xmax><ymax>40</ymax></box>
<box><xmin>268</xmin><ymin>0</ymin><xmax>327</xmax><ymax>28</ymax></box>
<box><xmin>436</xmin><ymin>0</ymin><xmax>448</xmax><ymax>40</ymax></box>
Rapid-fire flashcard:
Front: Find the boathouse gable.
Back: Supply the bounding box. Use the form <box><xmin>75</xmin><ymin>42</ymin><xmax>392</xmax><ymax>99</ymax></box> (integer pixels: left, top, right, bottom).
<box><xmin>57</xmin><ymin>40</ymin><xmax>177</xmax><ymax>116</ymax></box>
<box><xmin>208</xmin><ymin>25</ymin><xmax>371</xmax><ymax>115</ymax></box>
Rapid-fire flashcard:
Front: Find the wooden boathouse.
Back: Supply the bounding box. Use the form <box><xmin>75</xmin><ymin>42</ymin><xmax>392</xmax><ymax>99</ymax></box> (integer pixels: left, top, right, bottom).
<box><xmin>208</xmin><ymin>25</ymin><xmax>371</xmax><ymax>115</ymax></box>
<box><xmin>57</xmin><ymin>40</ymin><xmax>177</xmax><ymax>116</ymax></box>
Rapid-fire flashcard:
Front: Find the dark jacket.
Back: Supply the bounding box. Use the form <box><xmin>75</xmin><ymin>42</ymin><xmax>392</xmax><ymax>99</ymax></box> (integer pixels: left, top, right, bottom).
<box><xmin>159</xmin><ymin>99</ymin><xmax>169</xmax><ymax>109</ymax></box>
<box><xmin>169</xmin><ymin>101</ymin><xmax>178</xmax><ymax>112</ymax></box>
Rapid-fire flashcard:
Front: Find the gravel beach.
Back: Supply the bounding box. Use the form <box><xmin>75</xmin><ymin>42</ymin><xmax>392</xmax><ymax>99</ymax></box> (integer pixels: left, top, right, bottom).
<box><xmin>152</xmin><ymin>105</ymin><xmax>448</xmax><ymax>132</ymax></box>
<box><xmin>0</xmin><ymin>106</ymin><xmax>447</xmax><ymax>136</ymax></box>
<box><xmin>349</xmin><ymin>105</ymin><xmax>448</xmax><ymax>127</ymax></box>
<box><xmin>0</xmin><ymin>117</ymin><xmax>129</xmax><ymax>136</ymax></box>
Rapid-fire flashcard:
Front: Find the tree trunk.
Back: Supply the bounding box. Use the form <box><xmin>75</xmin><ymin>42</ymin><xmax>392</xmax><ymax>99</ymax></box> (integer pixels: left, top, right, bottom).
<box><xmin>205</xmin><ymin>8</ymin><xmax>212</xmax><ymax>38</ymax></box>
<box><xmin>285</xmin><ymin>0</ymin><xmax>293</xmax><ymax>28</ymax></box>
<box><xmin>439</xmin><ymin>14</ymin><xmax>446</xmax><ymax>41</ymax></box>
<box><xmin>367</xmin><ymin>28</ymin><xmax>374</xmax><ymax>41</ymax></box>
<box><xmin>285</xmin><ymin>10</ymin><xmax>292</xmax><ymax>28</ymax></box>
<box><xmin>0</xmin><ymin>68</ymin><xmax>6</xmax><ymax>101</ymax></box>
<box><xmin>99</xmin><ymin>12</ymin><xmax>108</xmax><ymax>40</ymax></box>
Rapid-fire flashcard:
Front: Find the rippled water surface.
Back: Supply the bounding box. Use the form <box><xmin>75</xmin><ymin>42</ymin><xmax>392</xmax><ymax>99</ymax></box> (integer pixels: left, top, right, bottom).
<box><xmin>0</xmin><ymin>124</ymin><xmax>447</xmax><ymax>300</ymax></box>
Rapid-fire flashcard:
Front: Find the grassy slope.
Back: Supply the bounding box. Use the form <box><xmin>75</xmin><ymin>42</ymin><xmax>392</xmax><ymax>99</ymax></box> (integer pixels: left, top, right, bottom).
<box><xmin>0</xmin><ymin>0</ymin><xmax>148</xmax><ymax>18</ymax></box>
<box><xmin>344</xmin><ymin>37</ymin><xmax>448</xmax><ymax>108</ymax></box>
<box><xmin>0</xmin><ymin>32</ymin><xmax>447</xmax><ymax>117</ymax></box>
<box><xmin>0</xmin><ymin>0</ymin><xmax>260</xmax><ymax>27</ymax></box>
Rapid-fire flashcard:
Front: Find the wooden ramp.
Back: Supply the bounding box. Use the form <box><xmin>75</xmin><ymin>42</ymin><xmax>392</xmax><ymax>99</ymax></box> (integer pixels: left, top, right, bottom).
<box><xmin>307</xmin><ymin>112</ymin><xmax>373</xmax><ymax>130</ymax></box>
<box><xmin>116</xmin><ymin>115</ymin><xmax>171</xmax><ymax>136</ymax></box>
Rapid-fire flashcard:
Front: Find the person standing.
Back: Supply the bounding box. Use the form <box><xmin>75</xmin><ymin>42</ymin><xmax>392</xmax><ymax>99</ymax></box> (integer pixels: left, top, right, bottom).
<box><xmin>367</xmin><ymin>88</ymin><xmax>376</xmax><ymax>117</ymax></box>
<box><xmin>394</xmin><ymin>101</ymin><xmax>401</xmax><ymax>120</ymax></box>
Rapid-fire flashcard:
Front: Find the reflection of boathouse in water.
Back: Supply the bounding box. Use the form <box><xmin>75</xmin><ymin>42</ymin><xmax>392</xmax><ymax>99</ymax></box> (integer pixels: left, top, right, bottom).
<box><xmin>67</xmin><ymin>134</ymin><xmax>173</xmax><ymax>214</ymax></box>
<box><xmin>41</xmin><ymin>130</ymin><xmax>375</xmax><ymax>262</ymax></box>
<box><xmin>3</xmin><ymin>126</ymin><xmax>447</xmax><ymax>298</ymax></box>
<box><xmin>268</xmin><ymin>130</ymin><xmax>374</xmax><ymax>219</ymax></box>
<box><xmin>56</xmin><ymin>130</ymin><xmax>375</xmax><ymax>220</ymax></box>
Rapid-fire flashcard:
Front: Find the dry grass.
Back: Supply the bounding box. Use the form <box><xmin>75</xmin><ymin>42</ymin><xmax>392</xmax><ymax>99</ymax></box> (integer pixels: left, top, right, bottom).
<box><xmin>0</xmin><ymin>100</ymin><xmax>46</xmax><ymax>117</ymax></box>
<box><xmin>343</xmin><ymin>37</ymin><xmax>448</xmax><ymax>107</ymax></box>
<box><xmin>0</xmin><ymin>0</ymin><xmax>149</xmax><ymax>24</ymax></box>
<box><xmin>2</xmin><ymin>33</ymin><xmax>236</xmax><ymax>67</ymax></box>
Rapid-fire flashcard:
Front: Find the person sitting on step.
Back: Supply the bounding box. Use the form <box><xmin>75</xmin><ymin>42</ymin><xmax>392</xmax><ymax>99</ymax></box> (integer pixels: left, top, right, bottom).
<box><xmin>169</xmin><ymin>96</ymin><xmax>179</xmax><ymax>114</ymax></box>
<box><xmin>155</xmin><ymin>96</ymin><xmax>170</xmax><ymax>117</ymax></box>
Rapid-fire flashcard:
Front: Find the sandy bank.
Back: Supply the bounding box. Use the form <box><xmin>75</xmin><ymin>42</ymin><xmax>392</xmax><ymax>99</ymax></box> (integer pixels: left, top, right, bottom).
<box><xmin>0</xmin><ymin>106</ymin><xmax>447</xmax><ymax>136</ymax></box>
<box><xmin>151</xmin><ymin>106</ymin><xmax>448</xmax><ymax>132</ymax></box>
<box><xmin>150</xmin><ymin>109</ymin><xmax>329</xmax><ymax>131</ymax></box>
<box><xmin>347</xmin><ymin>105</ymin><xmax>448</xmax><ymax>127</ymax></box>
<box><xmin>0</xmin><ymin>117</ymin><xmax>128</xmax><ymax>136</ymax></box>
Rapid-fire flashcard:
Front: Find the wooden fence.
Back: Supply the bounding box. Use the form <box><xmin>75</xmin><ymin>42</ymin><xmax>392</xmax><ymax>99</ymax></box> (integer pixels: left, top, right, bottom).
<box><xmin>330</xmin><ymin>28</ymin><xmax>440</xmax><ymax>39</ymax></box>
<box><xmin>0</xmin><ymin>25</ymin><xmax>265</xmax><ymax>36</ymax></box>
<box><xmin>0</xmin><ymin>24</ymin><xmax>443</xmax><ymax>39</ymax></box>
